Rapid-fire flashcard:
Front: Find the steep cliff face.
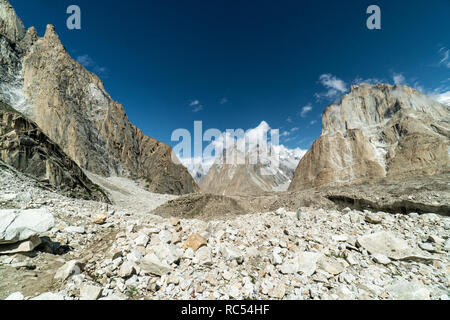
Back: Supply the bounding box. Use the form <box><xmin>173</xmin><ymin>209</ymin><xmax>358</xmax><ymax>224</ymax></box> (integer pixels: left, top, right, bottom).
<box><xmin>0</xmin><ymin>0</ymin><xmax>25</xmax><ymax>45</ymax></box>
<box><xmin>289</xmin><ymin>84</ymin><xmax>450</xmax><ymax>191</ymax></box>
<box><xmin>0</xmin><ymin>102</ymin><xmax>109</xmax><ymax>202</ymax></box>
<box><xmin>0</xmin><ymin>1</ymin><xmax>198</xmax><ymax>195</ymax></box>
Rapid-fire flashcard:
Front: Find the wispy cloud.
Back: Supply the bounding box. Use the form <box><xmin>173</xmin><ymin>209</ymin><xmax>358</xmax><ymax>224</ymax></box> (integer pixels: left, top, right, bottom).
<box><xmin>431</xmin><ymin>90</ymin><xmax>450</xmax><ymax>106</ymax></box>
<box><xmin>439</xmin><ymin>47</ymin><xmax>450</xmax><ymax>68</ymax></box>
<box><xmin>189</xmin><ymin>100</ymin><xmax>203</xmax><ymax>112</ymax></box>
<box><xmin>352</xmin><ymin>77</ymin><xmax>383</xmax><ymax>85</ymax></box>
<box><xmin>315</xmin><ymin>74</ymin><xmax>348</xmax><ymax>102</ymax></box>
<box><xmin>393</xmin><ymin>73</ymin><xmax>406</xmax><ymax>85</ymax></box>
<box><xmin>76</xmin><ymin>54</ymin><xmax>109</xmax><ymax>78</ymax></box>
<box><xmin>220</xmin><ymin>97</ymin><xmax>228</xmax><ymax>105</ymax></box>
<box><xmin>300</xmin><ymin>105</ymin><xmax>313</xmax><ymax>118</ymax></box>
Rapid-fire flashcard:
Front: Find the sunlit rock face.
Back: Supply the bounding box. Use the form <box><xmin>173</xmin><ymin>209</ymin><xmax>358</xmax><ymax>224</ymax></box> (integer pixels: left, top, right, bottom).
<box><xmin>0</xmin><ymin>1</ymin><xmax>198</xmax><ymax>195</ymax></box>
<box><xmin>289</xmin><ymin>84</ymin><xmax>450</xmax><ymax>191</ymax></box>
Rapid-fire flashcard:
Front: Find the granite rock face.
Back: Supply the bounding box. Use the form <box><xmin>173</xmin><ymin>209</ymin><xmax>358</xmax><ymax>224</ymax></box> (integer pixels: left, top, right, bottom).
<box><xmin>289</xmin><ymin>84</ymin><xmax>450</xmax><ymax>191</ymax></box>
<box><xmin>0</xmin><ymin>1</ymin><xmax>198</xmax><ymax>195</ymax></box>
<box><xmin>0</xmin><ymin>104</ymin><xmax>109</xmax><ymax>202</ymax></box>
<box><xmin>0</xmin><ymin>0</ymin><xmax>25</xmax><ymax>45</ymax></box>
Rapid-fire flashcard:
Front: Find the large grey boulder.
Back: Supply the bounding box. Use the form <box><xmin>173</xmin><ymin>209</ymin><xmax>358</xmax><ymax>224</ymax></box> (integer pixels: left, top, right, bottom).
<box><xmin>0</xmin><ymin>208</ymin><xmax>54</xmax><ymax>244</ymax></box>
<box><xmin>356</xmin><ymin>231</ymin><xmax>435</xmax><ymax>261</ymax></box>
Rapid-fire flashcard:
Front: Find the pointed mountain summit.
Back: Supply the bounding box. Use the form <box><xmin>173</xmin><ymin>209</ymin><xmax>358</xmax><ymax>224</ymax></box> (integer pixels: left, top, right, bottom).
<box><xmin>201</xmin><ymin>123</ymin><xmax>305</xmax><ymax>196</ymax></box>
<box><xmin>289</xmin><ymin>84</ymin><xmax>450</xmax><ymax>191</ymax></box>
<box><xmin>0</xmin><ymin>1</ymin><xmax>198</xmax><ymax>195</ymax></box>
<box><xmin>0</xmin><ymin>0</ymin><xmax>25</xmax><ymax>44</ymax></box>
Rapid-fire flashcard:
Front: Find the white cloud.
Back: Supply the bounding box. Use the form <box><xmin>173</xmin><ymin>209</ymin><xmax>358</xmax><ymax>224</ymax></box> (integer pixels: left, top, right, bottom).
<box><xmin>300</xmin><ymin>105</ymin><xmax>313</xmax><ymax>118</ymax></box>
<box><xmin>352</xmin><ymin>77</ymin><xmax>383</xmax><ymax>85</ymax></box>
<box><xmin>286</xmin><ymin>116</ymin><xmax>293</xmax><ymax>123</ymax></box>
<box><xmin>432</xmin><ymin>91</ymin><xmax>450</xmax><ymax>106</ymax></box>
<box><xmin>393</xmin><ymin>73</ymin><xmax>406</xmax><ymax>85</ymax></box>
<box><xmin>189</xmin><ymin>100</ymin><xmax>203</xmax><ymax>112</ymax></box>
<box><xmin>192</xmin><ymin>105</ymin><xmax>203</xmax><ymax>112</ymax></box>
<box><xmin>310</xmin><ymin>120</ymin><xmax>318</xmax><ymax>125</ymax></box>
<box><xmin>77</xmin><ymin>54</ymin><xmax>94</xmax><ymax>67</ymax></box>
<box><xmin>220</xmin><ymin>97</ymin><xmax>228</xmax><ymax>105</ymax></box>
<box><xmin>315</xmin><ymin>74</ymin><xmax>348</xmax><ymax>102</ymax></box>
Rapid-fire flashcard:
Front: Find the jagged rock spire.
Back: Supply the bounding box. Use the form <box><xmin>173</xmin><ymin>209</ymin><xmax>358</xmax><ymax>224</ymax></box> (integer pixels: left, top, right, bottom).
<box><xmin>0</xmin><ymin>0</ymin><xmax>26</xmax><ymax>43</ymax></box>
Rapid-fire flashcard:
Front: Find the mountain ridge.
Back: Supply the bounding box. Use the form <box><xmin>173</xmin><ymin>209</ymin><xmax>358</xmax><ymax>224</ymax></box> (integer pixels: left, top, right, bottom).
<box><xmin>289</xmin><ymin>83</ymin><xmax>450</xmax><ymax>191</ymax></box>
<box><xmin>0</xmin><ymin>1</ymin><xmax>199</xmax><ymax>195</ymax></box>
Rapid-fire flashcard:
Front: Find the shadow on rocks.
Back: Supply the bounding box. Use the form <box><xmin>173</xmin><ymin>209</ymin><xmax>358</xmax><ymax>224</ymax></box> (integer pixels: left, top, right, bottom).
<box><xmin>36</xmin><ymin>237</ymin><xmax>71</xmax><ymax>255</ymax></box>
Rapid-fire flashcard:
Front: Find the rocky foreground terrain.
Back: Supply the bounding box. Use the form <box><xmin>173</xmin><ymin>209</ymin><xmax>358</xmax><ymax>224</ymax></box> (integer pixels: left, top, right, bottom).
<box><xmin>1</xmin><ymin>161</ymin><xmax>449</xmax><ymax>300</ymax></box>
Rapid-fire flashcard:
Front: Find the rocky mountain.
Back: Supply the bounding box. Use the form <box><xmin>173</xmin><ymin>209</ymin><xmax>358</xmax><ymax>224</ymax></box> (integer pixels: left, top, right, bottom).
<box><xmin>0</xmin><ymin>101</ymin><xmax>108</xmax><ymax>202</ymax></box>
<box><xmin>201</xmin><ymin>143</ymin><xmax>304</xmax><ymax>195</ymax></box>
<box><xmin>0</xmin><ymin>0</ymin><xmax>198</xmax><ymax>195</ymax></box>
<box><xmin>289</xmin><ymin>84</ymin><xmax>450</xmax><ymax>191</ymax></box>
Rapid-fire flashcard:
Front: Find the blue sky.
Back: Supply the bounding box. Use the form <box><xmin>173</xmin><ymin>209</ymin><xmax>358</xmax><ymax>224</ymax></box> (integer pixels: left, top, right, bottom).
<box><xmin>10</xmin><ymin>0</ymin><xmax>450</xmax><ymax>154</ymax></box>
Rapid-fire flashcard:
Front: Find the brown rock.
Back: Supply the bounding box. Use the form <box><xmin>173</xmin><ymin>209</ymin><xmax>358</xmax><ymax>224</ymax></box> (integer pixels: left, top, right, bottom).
<box><xmin>93</xmin><ymin>214</ymin><xmax>107</xmax><ymax>225</ymax></box>
<box><xmin>19</xmin><ymin>24</ymin><xmax>198</xmax><ymax>195</ymax></box>
<box><xmin>289</xmin><ymin>84</ymin><xmax>450</xmax><ymax>191</ymax></box>
<box><xmin>0</xmin><ymin>105</ymin><xmax>109</xmax><ymax>202</ymax></box>
<box><xmin>183</xmin><ymin>233</ymin><xmax>207</xmax><ymax>251</ymax></box>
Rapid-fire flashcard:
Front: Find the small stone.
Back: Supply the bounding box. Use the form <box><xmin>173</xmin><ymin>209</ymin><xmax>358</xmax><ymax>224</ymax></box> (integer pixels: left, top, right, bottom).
<box><xmin>228</xmin><ymin>284</ymin><xmax>241</xmax><ymax>299</ymax></box>
<box><xmin>183</xmin><ymin>233</ymin><xmax>207</xmax><ymax>251</ymax></box>
<box><xmin>5</xmin><ymin>292</ymin><xmax>24</xmax><ymax>300</ymax></box>
<box><xmin>118</xmin><ymin>261</ymin><xmax>135</xmax><ymax>278</ymax></box>
<box><xmin>158</xmin><ymin>230</ymin><xmax>172</xmax><ymax>244</ymax></box>
<box><xmin>419</xmin><ymin>243</ymin><xmax>436</xmax><ymax>253</ymax></box>
<box><xmin>221</xmin><ymin>245</ymin><xmax>244</xmax><ymax>264</ymax></box>
<box><xmin>80</xmin><ymin>285</ymin><xmax>103</xmax><ymax>300</ymax></box>
<box><xmin>31</xmin><ymin>292</ymin><xmax>65</xmax><ymax>300</ymax></box>
<box><xmin>279</xmin><ymin>260</ymin><xmax>299</xmax><ymax>274</ymax></box>
<box><xmin>270</xmin><ymin>247</ymin><xmax>283</xmax><ymax>265</ymax></box>
<box><xmin>297</xmin><ymin>252</ymin><xmax>323</xmax><ymax>276</ymax></box>
<box><xmin>372</xmin><ymin>253</ymin><xmax>391</xmax><ymax>265</ymax></box>
<box><xmin>167</xmin><ymin>274</ymin><xmax>180</xmax><ymax>285</ymax></box>
<box><xmin>54</xmin><ymin>260</ymin><xmax>84</xmax><ymax>281</ymax></box>
<box><xmin>222</xmin><ymin>270</ymin><xmax>233</xmax><ymax>281</ymax></box>
<box><xmin>0</xmin><ymin>235</ymin><xmax>42</xmax><ymax>255</ymax></box>
<box><xmin>140</xmin><ymin>253</ymin><xmax>172</xmax><ymax>276</ymax></box>
<box><xmin>64</xmin><ymin>226</ymin><xmax>85</xmax><ymax>234</ymax></box>
<box><xmin>317</xmin><ymin>257</ymin><xmax>345</xmax><ymax>275</ymax></box>
<box><xmin>169</xmin><ymin>217</ymin><xmax>181</xmax><ymax>226</ymax></box>
<box><xmin>268</xmin><ymin>283</ymin><xmax>286</xmax><ymax>299</ymax></box>
<box><xmin>171</xmin><ymin>233</ymin><xmax>182</xmax><ymax>244</ymax></box>
<box><xmin>444</xmin><ymin>239</ymin><xmax>450</xmax><ymax>252</ymax></box>
<box><xmin>153</xmin><ymin>243</ymin><xmax>182</xmax><ymax>265</ymax></box>
<box><xmin>193</xmin><ymin>246</ymin><xmax>212</xmax><ymax>266</ymax></box>
<box><xmin>93</xmin><ymin>214</ymin><xmax>107</xmax><ymax>225</ymax></box>
<box><xmin>134</xmin><ymin>234</ymin><xmax>149</xmax><ymax>247</ymax></box>
<box><xmin>332</xmin><ymin>235</ymin><xmax>348</xmax><ymax>242</ymax></box>
<box><xmin>408</xmin><ymin>212</ymin><xmax>420</xmax><ymax>219</ymax></box>
<box><xmin>387</xmin><ymin>280</ymin><xmax>430</xmax><ymax>300</ymax></box>
<box><xmin>296</xmin><ymin>208</ymin><xmax>302</xmax><ymax>220</ymax></box>
<box><xmin>365</xmin><ymin>213</ymin><xmax>383</xmax><ymax>224</ymax></box>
